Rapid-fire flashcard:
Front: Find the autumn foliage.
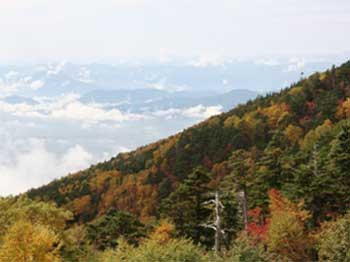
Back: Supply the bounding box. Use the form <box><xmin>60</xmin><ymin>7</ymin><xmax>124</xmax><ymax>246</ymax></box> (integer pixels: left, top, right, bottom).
<box><xmin>20</xmin><ymin>61</ymin><xmax>350</xmax><ymax>261</ymax></box>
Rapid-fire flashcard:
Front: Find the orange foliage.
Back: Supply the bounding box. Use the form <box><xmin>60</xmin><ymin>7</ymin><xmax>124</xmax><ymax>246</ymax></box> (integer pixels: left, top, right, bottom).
<box><xmin>153</xmin><ymin>137</ymin><xmax>178</xmax><ymax>164</ymax></box>
<box><xmin>148</xmin><ymin>220</ymin><xmax>175</xmax><ymax>244</ymax></box>
<box><xmin>210</xmin><ymin>162</ymin><xmax>228</xmax><ymax>187</ymax></box>
<box><xmin>268</xmin><ymin>188</ymin><xmax>309</xmax><ymax>221</ymax></box>
<box><xmin>247</xmin><ymin>189</ymin><xmax>312</xmax><ymax>261</ymax></box>
<box><xmin>99</xmin><ymin>171</ymin><xmax>158</xmax><ymax>223</ymax></box>
<box><xmin>72</xmin><ymin>195</ymin><xmax>91</xmax><ymax>216</ymax></box>
<box><xmin>265</xmin><ymin>189</ymin><xmax>312</xmax><ymax>261</ymax></box>
<box><xmin>336</xmin><ymin>98</ymin><xmax>350</xmax><ymax>119</ymax></box>
<box><xmin>259</xmin><ymin>103</ymin><xmax>290</xmax><ymax>128</ymax></box>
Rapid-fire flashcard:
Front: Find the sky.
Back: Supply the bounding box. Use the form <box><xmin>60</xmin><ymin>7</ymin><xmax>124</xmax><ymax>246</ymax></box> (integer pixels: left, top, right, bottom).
<box><xmin>0</xmin><ymin>0</ymin><xmax>349</xmax><ymax>64</ymax></box>
<box><xmin>0</xmin><ymin>0</ymin><xmax>349</xmax><ymax>195</ymax></box>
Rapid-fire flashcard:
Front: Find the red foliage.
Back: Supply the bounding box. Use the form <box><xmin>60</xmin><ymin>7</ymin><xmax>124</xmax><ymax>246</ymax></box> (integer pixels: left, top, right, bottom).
<box><xmin>202</xmin><ymin>155</ymin><xmax>213</xmax><ymax>169</ymax></box>
<box><xmin>248</xmin><ymin>207</ymin><xmax>262</xmax><ymax>222</ymax></box>
<box><xmin>285</xmin><ymin>103</ymin><xmax>292</xmax><ymax>113</ymax></box>
<box><xmin>246</xmin><ymin>189</ymin><xmax>286</xmax><ymax>242</ymax></box>
<box><xmin>160</xmin><ymin>166</ymin><xmax>178</xmax><ymax>188</ymax></box>
<box><xmin>247</xmin><ymin>221</ymin><xmax>269</xmax><ymax>241</ymax></box>
<box><xmin>345</xmin><ymin>86</ymin><xmax>350</xmax><ymax>96</ymax></box>
<box><xmin>247</xmin><ymin>207</ymin><xmax>269</xmax><ymax>241</ymax></box>
<box><xmin>223</xmin><ymin>144</ymin><xmax>233</xmax><ymax>155</ymax></box>
<box><xmin>305</xmin><ymin>101</ymin><xmax>317</xmax><ymax>114</ymax></box>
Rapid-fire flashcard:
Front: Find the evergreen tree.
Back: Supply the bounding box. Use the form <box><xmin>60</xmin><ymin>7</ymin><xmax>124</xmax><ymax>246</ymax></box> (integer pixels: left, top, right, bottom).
<box><xmin>86</xmin><ymin>209</ymin><xmax>145</xmax><ymax>250</ymax></box>
<box><xmin>224</xmin><ymin>149</ymin><xmax>256</xmax><ymax>230</ymax></box>
<box><xmin>161</xmin><ymin>166</ymin><xmax>213</xmax><ymax>246</ymax></box>
<box><xmin>253</xmin><ymin>146</ymin><xmax>284</xmax><ymax>209</ymax></box>
<box><xmin>328</xmin><ymin>121</ymin><xmax>350</xmax><ymax>213</ymax></box>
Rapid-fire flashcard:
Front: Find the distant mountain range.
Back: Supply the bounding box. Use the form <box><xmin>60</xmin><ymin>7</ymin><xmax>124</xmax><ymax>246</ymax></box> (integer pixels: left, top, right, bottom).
<box><xmin>79</xmin><ymin>88</ymin><xmax>259</xmax><ymax>112</ymax></box>
<box><xmin>0</xmin><ymin>59</ymin><xmax>335</xmax><ymax>97</ymax></box>
<box><xmin>0</xmin><ymin>59</ymin><xmax>336</xmax><ymax>113</ymax></box>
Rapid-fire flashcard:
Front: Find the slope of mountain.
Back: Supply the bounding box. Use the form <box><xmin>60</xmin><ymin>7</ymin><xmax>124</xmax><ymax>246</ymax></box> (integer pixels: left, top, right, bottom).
<box><xmin>27</xmin><ymin>61</ymin><xmax>350</xmax><ymax>227</ymax></box>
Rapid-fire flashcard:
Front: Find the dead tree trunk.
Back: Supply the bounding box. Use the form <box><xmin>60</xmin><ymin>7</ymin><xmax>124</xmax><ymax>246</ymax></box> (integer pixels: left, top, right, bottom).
<box><xmin>202</xmin><ymin>191</ymin><xmax>224</xmax><ymax>255</ymax></box>
<box><xmin>214</xmin><ymin>191</ymin><xmax>221</xmax><ymax>253</ymax></box>
<box><xmin>238</xmin><ymin>187</ymin><xmax>248</xmax><ymax>231</ymax></box>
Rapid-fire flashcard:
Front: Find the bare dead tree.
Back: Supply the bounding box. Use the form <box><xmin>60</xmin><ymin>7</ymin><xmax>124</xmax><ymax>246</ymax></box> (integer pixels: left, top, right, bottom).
<box><xmin>237</xmin><ymin>187</ymin><xmax>248</xmax><ymax>231</ymax></box>
<box><xmin>201</xmin><ymin>191</ymin><xmax>225</xmax><ymax>254</ymax></box>
<box><xmin>312</xmin><ymin>143</ymin><xmax>319</xmax><ymax>176</ymax></box>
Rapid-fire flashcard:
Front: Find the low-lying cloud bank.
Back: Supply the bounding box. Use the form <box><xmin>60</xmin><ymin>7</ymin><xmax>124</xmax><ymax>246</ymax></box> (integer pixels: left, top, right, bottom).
<box><xmin>0</xmin><ymin>138</ymin><xmax>93</xmax><ymax>195</ymax></box>
<box><xmin>0</xmin><ymin>94</ymin><xmax>223</xmax><ymax>127</ymax></box>
<box><xmin>0</xmin><ymin>94</ymin><xmax>223</xmax><ymax>195</ymax></box>
<box><xmin>152</xmin><ymin>105</ymin><xmax>223</xmax><ymax>119</ymax></box>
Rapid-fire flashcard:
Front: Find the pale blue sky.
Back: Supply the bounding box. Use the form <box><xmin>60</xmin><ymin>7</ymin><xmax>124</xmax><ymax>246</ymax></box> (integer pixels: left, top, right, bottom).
<box><xmin>0</xmin><ymin>0</ymin><xmax>349</xmax><ymax>63</ymax></box>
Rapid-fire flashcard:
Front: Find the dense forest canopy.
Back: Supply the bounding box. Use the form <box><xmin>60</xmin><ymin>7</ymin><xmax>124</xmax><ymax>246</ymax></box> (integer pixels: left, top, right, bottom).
<box><xmin>3</xmin><ymin>61</ymin><xmax>348</xmax><ymax>261</ymax></box>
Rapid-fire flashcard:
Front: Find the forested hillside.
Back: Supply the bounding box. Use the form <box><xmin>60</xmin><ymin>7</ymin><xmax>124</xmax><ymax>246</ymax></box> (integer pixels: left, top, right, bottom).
<box><xmin>18</xmin><ymin>61</ymin><xmax>350</xmax><ymax>261</ymax></box>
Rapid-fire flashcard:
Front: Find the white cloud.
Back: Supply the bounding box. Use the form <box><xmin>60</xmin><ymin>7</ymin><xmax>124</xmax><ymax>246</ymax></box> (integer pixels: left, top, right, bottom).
<box><xmin>0</xmin><ymin>78</ymin><xmax>18</xmax><ymax>96</ymax></box>
<box><xmin>153</xmin><ymin>105</ymin><xmax>223</xmax><ymax>119</ymax></box>
<box><xmin>182</xmin><ymin>105</ymin><xmax>223</xmax><ymax>119</ymax></box>
<box><xmin>50</xmin><ymin>101</ymin><xmax>143</xmax><ymax>124</ymax></box>
<box><xmin>254</xmin><ymin>58</ymin><xmax>280</xmax><ymax>66</ymax></box>
<box><xmin>0</xmin><ymin>71</ymin><xmax>46</xmax><ymax>95</ymax></box>
<box><xmin>5</xmin><ymin>71</ymin><xmax>19</xmax><ymax>80</ymax></box>
<box><xmin>286</xmin><ymin>57</ymin><xmax>306</xmax><ymax>72</ymax></box>
<box><xmin>0</xmin><ymin>137</ymin><xmax>93</xmax><ymax>195</ymax></box>
<box><xmin>0</xmin><ymin>101</ymin><xmax>46</xmax><ymax>118</ymax></box>
<box><xmin>189</xmin><ymin>54</ymin><xmax>226</xmax><ymax>68</ymax></box>
<box><xmin>0</xmin><ymin>94</ymin><xmax>145</xmax><ymax>126</ymax></box>
<box><xmin>147</xmin><ymin>78</ymin><xmax>188</xmax><ymax>92</ymax></box>
<box><xmin>47</xmin><ymin>61</ymin><xmax>67</xmax><ymax>76</ymax></box>
<box><xmin>75</xmin><ymin>67</ymin><xmax>94</xmax><ymax>83</ymax></box>
<box><xmin>30</xmin><ymin>80</ymin><xmax>45</xmax><ymax>90</ymax></box>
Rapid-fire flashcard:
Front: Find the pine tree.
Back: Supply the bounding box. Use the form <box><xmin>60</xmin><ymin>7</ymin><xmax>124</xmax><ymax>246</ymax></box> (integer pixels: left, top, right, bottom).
<box><xmin>225</xmin><ymin>149</ymin><xmax>254</xmax><ymax>230</ymax></box>
<box><xmin>86</xmin><ymin>209</ymin><xmax>145</xmax><ymax>250</ymax></box>
<box><xmin>328</xmin><ymin>121</ymin><xmax>350</xmax><ymax>213</ymax></box>
<box><xmin>161</xmin><ymin>166</ymin><xmax>213</xmax><ymax>246</ymax></box>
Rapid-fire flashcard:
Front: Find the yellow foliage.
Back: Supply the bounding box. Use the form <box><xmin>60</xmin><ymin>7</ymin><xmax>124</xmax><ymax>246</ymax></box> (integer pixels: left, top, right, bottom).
<box><xmin>0</xmin><ymin>221</ymin><xmax>61</xmax><ymax>262</ymax></box>
<box><xmin>288</xmin><ymin>86</ymin><xmax>303</xmax><ymax>96</ymax></box>
<box><xmin>240</xmin><ymin>111</ymin><xmax>263</xmax><ymax>142</ymax></box>
<box><xmin>224</xmin><ymin>115</ymin><xmax>241</xmax><ymax>129</ymax></box>
<box><xmin>207</xmin><ymin>116</ymin><xmax>220</xmax><ymax>127</ymax></box>
<box><xmin>283</xmin><ymin>124</ymin><xmax>303</xmax><ymax>144</ymax></box>
<box><xmin>266</xmin><ymin>189</ymin><xmax>312</xmax><ymax>262</ymax></box>
<box><xmin>90</xmin><ymin>171</ymin><xmax>117</xmax><ymax>193</ymax></box>
<box><xmin>301</xmin><ymin>119</ymin><xmax>333</xmax><ymax>151</ymax></box>
<box><xmin>319</xmin><ymin>73</ymin><xmax>327</xmax><ymax>81</ymax></box>
<box><xmin>148</xmin><ymin>220</ymin><xmax>175</xmax><ymax>244</ymax></box>
<box><xmin>316</xmin><ymin>214</ymin><xmax>350</xmax><ymax>261</ymax></box>
<box><xmin>336</xmin><ymin>98</ymin><xmax>350</xmax><ymax>119</ymax></box>
<box><xmin>260</xmin><ymin>103</ymin><xmax>290</xmax><ymax>128</ymax></box>
<box><xmin>0</xmin><ymin>197</ymin><xmax>72</xmax><ymax>236</ymax></box>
